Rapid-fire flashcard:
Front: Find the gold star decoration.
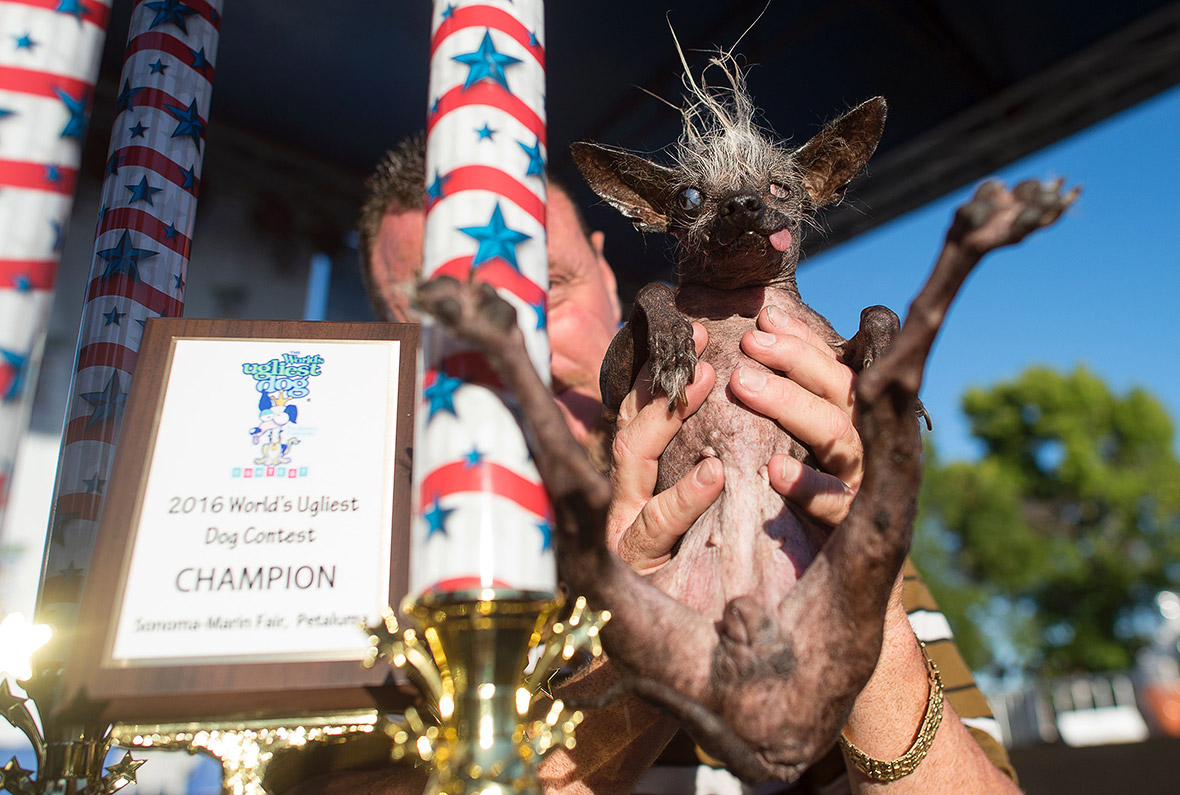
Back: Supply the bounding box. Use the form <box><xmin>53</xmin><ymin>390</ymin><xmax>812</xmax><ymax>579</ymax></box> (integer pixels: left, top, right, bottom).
<box><xmin>103</xmin><ymin>751</ymin><xmax>146</xmax><ymax>789</ymax></box>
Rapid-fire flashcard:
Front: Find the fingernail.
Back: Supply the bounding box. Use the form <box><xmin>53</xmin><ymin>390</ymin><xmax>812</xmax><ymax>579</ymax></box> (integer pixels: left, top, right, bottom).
<box><xmin>751</xmin><ymin>329</ymin><xmax>775</xmax><ymax>347</ymax></box>
<box><xmin>765</xmin><ymin>305</ymin><xmax>785</xmax><ymax>328</ymax></box>
<box><xmin>695</xmin><ymin>457</ymin><xmax>719</xmax><ymax>485</ymax></box>
<box><xmin>737</xmin><ymin>366</ymin><xmax>766</xmax><ymax>392</ymax></box>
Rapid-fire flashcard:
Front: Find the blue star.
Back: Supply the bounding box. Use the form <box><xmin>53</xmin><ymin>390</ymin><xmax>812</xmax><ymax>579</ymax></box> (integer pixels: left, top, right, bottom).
<box><xmin>14</xmin><ymin>33</ymin><xmax>38</xmax><ymax>50</ymax></box>
<box><xmin>0</xmin><ymin>349</ymin><xmax>27</xmax><ymax>402</ymax></box>
<box><xmin>97</xmin><ymin>230</ymin><xmax>156</xmax><ymax>282</ymax></box>
<box><xmin>50</xmin><ymin>220</ymin><xmax>66</xmax><ymax>253</ymax></box>
<box><xmin>105</xmin><ymin>151</ymin><xmax>124</xmax><ymax>176</ymax></box>
<box><xmin>128</xmin><ymin>120</ymin><xmax>148</xmax><ymax>138</ymax></box>
<box><xmin>441</xmin><ymin>3</ymin><xmax>457</xmax><ymax>20</ymax></box>
<box><xmin>459</xmin><ymin>203</ymin><xmax>531</xmax><ymax>270</ymax></box>
<box><xmin>44</xmin><ymin>164</ymin><xmax>62</xmax><ymax>183</ymax></box>
<box><xmin>0</xmin><ymin>107</ymin><xmax>15</xmax><ymax>122</ymax></box>
<box><xmin>430</xmin><ymin>96</ymin><xmax>441</xmax><ymax>116</ymax></box>
<box><xmin>179</xmin><ymin>163</ymin><xmax>197</xmax><ymax>190</ymax></box>
<box><xmin>537</xmin><ymin>518</ymin><xmax>553</xmax><ymax>552</ymax></box>
<box><xmin>165</xmin><ymin>99</ymin><xmax>205</xmax><ymax>146</ymax></box>
<box><xmin>423</xmin><ymin>494</ymin><xmax>455</xmax><ymax>539</ymax></box>
<box><xmin>125</xmin><ymin>175</ymin><xmax>162</xmax><ymax>205</ymax></box>
<box><xmin>210</xmin><ymin>8</ymin><xmax>219</xmax><ymax>23</ymax></box>
<box><xmin>528</xmin><ymin>30</ymin><xmax>540</xmax><ymax>48</ymax></box>
<box><xmin>426</xmin><ymin>170</ymin><xmax>448</xmax><ymax>203</ymax></box>
<box><xmin>149</xmin><ymin>58</ymin><xmax>168</xmax><ymax>74</ymax></box>
<box><xmin>145</xmin><ymin>0</ymin><xmax>198</xmax><ymax>34</ymax></box>
<box><xmin>463</xmin><ymin>447</ymin><xmax>484</xmax><ymax>468</ymax></box>
<box><xmin>163</xmin><ymin>222</ymin><xmax>179</xmax><ymax>239</ymax></box>
<box><xmin>135</xmin><ymin>314</ymin><xmax>154</xmax><ymax>329</ymax></box>
<box><xmin>188</xmin><ymin>46</ymin><xmax>211</xmax><ymax>76</ymax></box>
<box><xmin>531</xmin><ymin>300</ymin><xmax>546</xmax><ymax>330</ymax></box>
<box><xmin>12</xmin><ymin>274</ymin><xmax>31</xmax><ymax>292</ymax></box>
<box><xmin>55</xmin><ymin>0</ymin><xmax>89</xmax><ymax>22</ymax></box>
<box><xmin>82</xmin><ymin>473</ymin><xmax>105</xmax><ymax>494</ymax></box>
<box><xmin>424</xmin><ymin>371</ymin><xmax>463</xmax><ymax>420</ymax></box>
<box><xmin>476</xmin><ymin>123</ymin><xmax>496</xmax><ymax>141</ymax></box>
<box><xmin>115</xmin><ymin>79</ymin><xmax>143</xmax><ymax>113</ymax></box>
<box><xmin>518</xmin><ymin>137</ymin><xmax>545</xmax><ymax>180</ymax></box>
<box><xmin>80</xmin><ymin>372</ymin><xmax>126</xmax><ymax>428</ymax></box>
<box><xmin>53</xmin><ymin>86</ymin><xmax>88</xmax><ymax>139</ymax></box>
<box><xmin>173</xmin><ymin>272</ymin><xmax>185</xmax><ymax>289</ymax></box>
<box><xmin>103</xmin><ymin>306</ymin><xmax>125</xmax><ymax>326</ymax></box>
<box><xmin>452</xmin><ymin>30</ymin><xmax>521</xmax><ymax>91</ymax></box>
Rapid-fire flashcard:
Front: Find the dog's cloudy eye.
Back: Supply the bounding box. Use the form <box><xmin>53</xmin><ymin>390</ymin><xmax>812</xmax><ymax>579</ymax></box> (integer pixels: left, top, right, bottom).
<box><xmin>769</xmin><ymin>183</ymin><xmax>788</xmax><ymax>199</ymax></box>
<box><xmin>679</xmin><ymin>187</ymin><xmax>703</xmax><ymax>211</ymax></box>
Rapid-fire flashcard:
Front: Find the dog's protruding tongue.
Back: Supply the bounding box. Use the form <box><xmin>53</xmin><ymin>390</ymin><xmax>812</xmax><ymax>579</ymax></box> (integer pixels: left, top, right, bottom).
<box><xmin>769</xmin><ymin>228</ymin><xmax>793</xmax><ymax>252</ymax></box>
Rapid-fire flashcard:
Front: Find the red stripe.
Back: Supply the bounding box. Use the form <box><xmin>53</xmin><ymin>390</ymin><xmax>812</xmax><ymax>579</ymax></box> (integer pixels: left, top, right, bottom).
<box><xmin>114</xmin><ymin>144</ymin><xmax>201</xmax><ymax>195</ymax></box>
<box><xmin>432</xmin><ymin>257</ymin><xmax>546</xmax><ymax>308</ymax></box>
<box><xmin>183</xmin><ymin>0</ymin><xmax>221</xmax><ymax>30</ymax></box>
<box><xmin>437</xmin><ymin>352</ymin><xmax>504</xmax><ymax>391</ymax></box>
<box><xmin>0</xmin><ymin>259</ymin><xmax>56</xmax><ymax>289</ymax></box>
<box><xmin>421</xmin><ymin>460</ymin><xmax>549</xmax><ymax>517</ymax></box>
<box><xmin>86</xmin><ymin>272</ymin><xmax>183</xmax><ymax>317</ymax></box>
<box><xmin>125</xmin><ymin>31</ymin><xmax>215</xmax><ymax>82</ymax></box>
<box><xmin>54</xmin><ymin>491</ymin><xmax>102</xmax><ymax>522</ymax></box>
<box><xmin>127</xmin><ymin>86</ymin><xmax>208</xmax><ymax>124</ymax></box>
<box><xmin>99</xmin><ymin>207</ymin><xmax>192</xmax><ymax>257</ymax></box>
<box><xmin>427</xmin><ymin>82</ymin><xmax>545</xmax><ymax>145</ymax></box>
<box><xmin>0</xmin><ymin>66</ymin><xmax>91</xmax><ymax>101</ymax></box>
<box><xmin>64</xmin><ymin>414</ymin><xmax>121</xmax><ymax>445</ymax></box>
<box><xmin>3</xmin><ymin>0</ymin><xmax>110</xmax><ymax>30</ymax></box>
<box><xmin>0</xmin><ymin>158</ymin><xmax>77</xmax><ymax>194</ymax></box>
<box><xmin>427</xmin><ymin>164</ymin><xmax>545</xmax><ymax>226</ymax></box>
<box><xmin>428</xmin><ymin>576</ymin><xmax>515</xmax><ymax>594</ymax></box>
<box><xmin>431</xmin><ymin>5</ymin><xmax>545</xmax><ymax>69</ymax></box>
<box><xmin>76</xmin><ymin>342</ymin><xmax>139</xmax><ymax>374</ymax></box>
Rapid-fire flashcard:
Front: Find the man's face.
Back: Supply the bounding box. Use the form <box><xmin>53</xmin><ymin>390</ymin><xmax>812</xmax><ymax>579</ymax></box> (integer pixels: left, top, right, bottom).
<box><xmin>371</xmin><ymin>187</ymin><xmax>621</xmax><ymax>451</ymax></box>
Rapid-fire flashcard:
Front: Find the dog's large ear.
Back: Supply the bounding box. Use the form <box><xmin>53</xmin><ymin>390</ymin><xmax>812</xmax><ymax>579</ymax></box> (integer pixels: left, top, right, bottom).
<box><xmin>794</xmin><ymin>97</ymin><xmax>887</xmax><ymax>207</ymax></box>
<box><xmin>571</xmin><ymin>142</ymin><xmax>680</xmax><ymax>233</ymax></box>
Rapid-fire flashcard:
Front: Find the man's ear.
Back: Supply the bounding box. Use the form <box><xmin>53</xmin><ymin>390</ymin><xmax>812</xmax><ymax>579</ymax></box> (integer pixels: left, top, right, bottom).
<box><xmin>571</xmin><ymin>142</ymin><xmax>679</xmax><ymax>233</ymax></box>
<box><xmin>794</xmin><ymin>97</ymin><xmax>887</xmax><ymax>207</ymax></box>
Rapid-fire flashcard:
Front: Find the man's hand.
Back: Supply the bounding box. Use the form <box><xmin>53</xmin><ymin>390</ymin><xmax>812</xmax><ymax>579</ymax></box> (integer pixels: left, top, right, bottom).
<box><xmin>605</xmin><ymin>323</ymin><xmax>724</xmax><ymax>575</ymax></box>
<box><xmin>730</xmin><ymin>304</ymin><xmax>864</xmax><ymax>524</ymax></box>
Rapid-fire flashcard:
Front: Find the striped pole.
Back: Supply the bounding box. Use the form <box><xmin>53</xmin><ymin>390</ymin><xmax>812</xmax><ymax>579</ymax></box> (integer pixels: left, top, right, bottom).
<box><xmin>0</xmin><ymin>0</ymin><xmax>111</xmax><ymax>547</ymax></box>
<box><xmin>35</xmin><ymin>0</ymin><xmax>223</xmax><ymax>666</ymax></box>
<box><xmin>411</xmin><ymin>0</ymin><xmax>553</xmax><ymax>602</ymax></box>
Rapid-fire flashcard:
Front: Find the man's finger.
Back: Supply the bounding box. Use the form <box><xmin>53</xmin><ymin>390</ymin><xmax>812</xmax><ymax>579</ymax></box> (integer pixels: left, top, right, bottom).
<box><xmin>766</xmin><ymin>453</ymin><xmax>854</xmax><ymax>527</ymax></box>
<box><xmin>730</xmin><ymin>364</ymin><xmax>863</xmax><ymax>489</ymax></box>
<box><xmin>741</xmin><ymin>318</ymin><xmax>854</xmax><ymax>413</ymax></box>
<box><xmin>608</xmin><ymin>358</ymin><xmax>716</xmax><ymax>528</ymax></box>
<box><xmin>615</xmin><ymin>457</ymin><xmax>725</xmax><ymax>574</ymax></box>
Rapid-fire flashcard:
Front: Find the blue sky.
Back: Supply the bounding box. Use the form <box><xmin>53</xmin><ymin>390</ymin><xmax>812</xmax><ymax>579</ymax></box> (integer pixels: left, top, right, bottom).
<box><xmin>799</xmin><ymin>83</ymin><xmax>1180</xmax><ymax>462</ymax></box>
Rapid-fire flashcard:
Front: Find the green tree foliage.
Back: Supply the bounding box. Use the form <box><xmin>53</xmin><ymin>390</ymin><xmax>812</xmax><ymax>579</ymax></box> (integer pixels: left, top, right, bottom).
<box><xmin>915</xmin><ymin>366</ymin><xmax>1180</xmax><ymax>677</ymax></box>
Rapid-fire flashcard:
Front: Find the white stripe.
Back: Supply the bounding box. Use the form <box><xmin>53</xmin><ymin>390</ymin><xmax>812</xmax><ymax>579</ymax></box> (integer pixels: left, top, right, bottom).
<box><xmin>962</xmin><ymin>715</ymin><xmax>1004</xmax><ymax>745</ymax></box>
<box><xmin>906</xmin><ymin>608</ymin><xmax>953</xmax><ymax>642</ymax></box>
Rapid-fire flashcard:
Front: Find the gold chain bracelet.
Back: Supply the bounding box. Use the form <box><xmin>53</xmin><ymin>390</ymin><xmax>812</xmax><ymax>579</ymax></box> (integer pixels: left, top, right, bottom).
<box><xmin>838</xmin><ymin>640</ymin><xmax>945</xmax><ymax>782</ymax></box>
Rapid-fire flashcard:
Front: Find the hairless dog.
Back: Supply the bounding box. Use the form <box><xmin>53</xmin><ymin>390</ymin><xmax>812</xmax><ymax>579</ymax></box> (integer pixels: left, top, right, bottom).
<box><xmin>416</xmin><ymin>56</ymin><xmax>1076</xmax><ymax>785</ymax></box>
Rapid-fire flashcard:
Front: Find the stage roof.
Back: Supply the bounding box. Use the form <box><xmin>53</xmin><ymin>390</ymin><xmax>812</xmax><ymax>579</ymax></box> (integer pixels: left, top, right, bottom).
<box><xmin>92</xmin><ymin>0</ymin><xmax>1180</xmax><ymax>293</ymax></box>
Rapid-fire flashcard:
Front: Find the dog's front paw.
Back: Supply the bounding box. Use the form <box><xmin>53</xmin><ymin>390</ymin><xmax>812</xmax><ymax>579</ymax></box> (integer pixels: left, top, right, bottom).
<box><xmin>649</xmin><ymin>314</ymin><xmax>697</xmax><ymax>409</ymax></box>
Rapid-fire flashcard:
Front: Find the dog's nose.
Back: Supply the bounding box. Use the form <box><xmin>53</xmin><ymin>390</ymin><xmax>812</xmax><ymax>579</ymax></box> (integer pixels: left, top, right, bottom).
<box><xmin>719</xmin><ymin>194</ymin><xmax>763</xmax><ymax>220</ymax></box>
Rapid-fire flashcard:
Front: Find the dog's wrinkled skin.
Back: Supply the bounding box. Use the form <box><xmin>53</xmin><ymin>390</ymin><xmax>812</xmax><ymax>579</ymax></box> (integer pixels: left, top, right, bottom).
<box><xmin>416</xmin><ymin>66</ymin><xmax>1077</xmax><ymax>783</ymax></box>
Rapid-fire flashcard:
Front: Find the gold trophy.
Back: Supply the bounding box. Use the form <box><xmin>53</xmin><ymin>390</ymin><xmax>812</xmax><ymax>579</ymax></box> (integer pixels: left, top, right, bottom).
<box><xmin>365</xmin><ymin>595</ymin><xmax>608</xmax><ymax>795</ymax></box>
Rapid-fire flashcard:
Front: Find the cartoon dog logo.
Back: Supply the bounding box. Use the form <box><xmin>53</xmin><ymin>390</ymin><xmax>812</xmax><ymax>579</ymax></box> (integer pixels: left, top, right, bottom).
<box><xmin>250</xmin><ymin>390</ymin><xmax>301</xmax><ymax>464</ymax></box>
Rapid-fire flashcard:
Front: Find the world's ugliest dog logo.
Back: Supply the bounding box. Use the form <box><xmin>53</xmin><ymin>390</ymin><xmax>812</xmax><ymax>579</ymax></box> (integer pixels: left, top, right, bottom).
<box><xmin>236</xmin><ymin>352</ymin><xmax>324</xmax><ymax>478</ymax></box>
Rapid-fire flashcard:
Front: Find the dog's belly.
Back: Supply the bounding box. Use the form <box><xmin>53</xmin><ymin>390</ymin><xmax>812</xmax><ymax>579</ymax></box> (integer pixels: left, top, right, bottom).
<box><xmin>650</xmin><ymin>298</ymin><xmax>832</xmax><ymax>620</ymax></box>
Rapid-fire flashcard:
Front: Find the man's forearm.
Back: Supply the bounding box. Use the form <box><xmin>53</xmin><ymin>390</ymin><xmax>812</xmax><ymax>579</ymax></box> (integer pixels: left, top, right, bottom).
<box><xmin>840</xmin><ymin>593</ymin><xmax>1020</xmax><ymax>794</ymax></box>
<box><xmin>538</xmin><ymin>657</ymin><xmax>680</xmax><ymax>794</ymax></box>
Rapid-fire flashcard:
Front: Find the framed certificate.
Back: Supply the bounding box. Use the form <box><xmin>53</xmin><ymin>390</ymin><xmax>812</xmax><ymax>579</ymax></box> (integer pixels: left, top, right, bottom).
<box><xmin>67</xmin><ymin>319</ymin><xmax>418</xmax><ymax>722</ymax></box>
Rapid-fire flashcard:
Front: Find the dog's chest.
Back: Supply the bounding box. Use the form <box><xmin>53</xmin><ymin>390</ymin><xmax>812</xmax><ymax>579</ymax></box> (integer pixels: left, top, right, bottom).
<box><xmin>650</xmin><ymin>287</ymin><xmax>837</xmax><ymax>616</ymax></box>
